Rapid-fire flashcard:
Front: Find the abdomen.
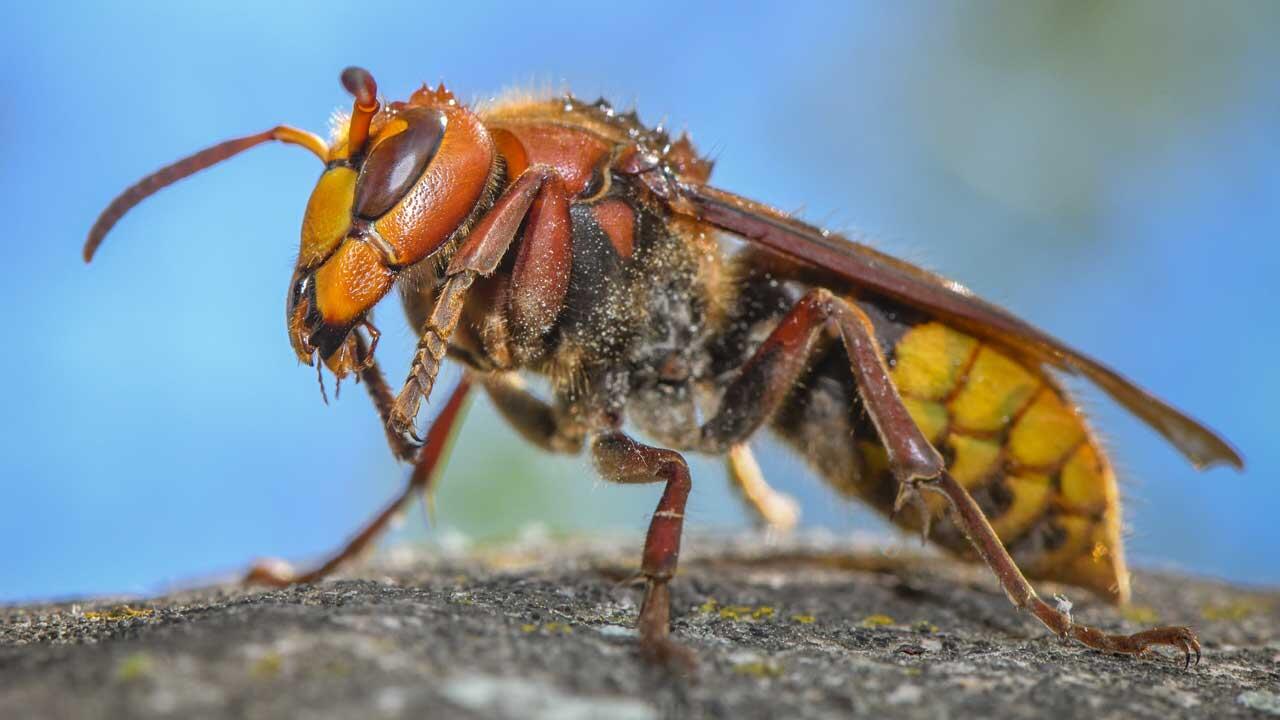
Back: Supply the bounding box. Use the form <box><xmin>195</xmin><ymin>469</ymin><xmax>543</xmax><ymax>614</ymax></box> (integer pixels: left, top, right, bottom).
<box><xmin>773</xmin><ymin>309</ymin><xmax>1130</xmax><ymax>603</ymax></box>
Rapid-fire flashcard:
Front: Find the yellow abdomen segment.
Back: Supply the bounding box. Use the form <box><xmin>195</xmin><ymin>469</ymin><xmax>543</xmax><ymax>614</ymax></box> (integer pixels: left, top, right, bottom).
<box><xmin>888</xmin><ymin>322</ymin><xmax>1129</xmax><ymax>603</ymax></box>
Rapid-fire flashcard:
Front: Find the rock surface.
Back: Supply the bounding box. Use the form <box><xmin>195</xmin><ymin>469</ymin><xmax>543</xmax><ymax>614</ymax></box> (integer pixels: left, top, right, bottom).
<box><xmin>2</xmin><ymin>534</ymin><xmax>1278</xmax><ymax>719</ymax></box>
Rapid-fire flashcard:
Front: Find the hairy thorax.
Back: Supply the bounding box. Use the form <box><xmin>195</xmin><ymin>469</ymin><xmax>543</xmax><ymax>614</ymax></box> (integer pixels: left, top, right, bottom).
<box><xmin>400</xmin><ymin>175</ymin><xmax>733</xmax><ymax>452</ymax></box>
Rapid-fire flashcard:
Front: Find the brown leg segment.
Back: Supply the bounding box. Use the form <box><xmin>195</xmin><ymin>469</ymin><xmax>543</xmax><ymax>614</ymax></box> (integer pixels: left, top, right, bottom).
<box><xmin>507</xmin><ymin>173</ymin><xmax>572</xmax><ymax>342</ymax></box>
<box><xmin>391</xmin><ymin>165</ymin><xmax>572</xmax><ymax>440</ymax></box>
<box><xmin>481</xmin><ymin>372</ymin><xmax>585</xmax><ymax>455</ymax></box>
<box><xmin>592</xmin><ymin>432</ymin><xmax>695</xmax><ymax>670</ymax></box>
<box><xmin>930</xmin><ymin>471</ymin><xmax>1201</xmax><ymax>667</ymax></box>
<box><xmin>244</xmin><ymin>376</ymin><xmax>474</xmax><ymax>586</ymax></box>
<box><xmin>700</xmin><ymin>288</ymin><xmax>1200</xmax><ymax>666</ymax></box>
<box><xmin>391</xmin><ymin>274</ymin><xmax>475</xmax><ymax>442</ymax></box>
<box><xmin>701</xmin><ymin>288</ymin><xmax>943</xmax><ymax>488</ymax></box>
<box><xmin>353</xmin><ymin>331</ymin><xmax>420</xmax><ymax>462</ymax></box>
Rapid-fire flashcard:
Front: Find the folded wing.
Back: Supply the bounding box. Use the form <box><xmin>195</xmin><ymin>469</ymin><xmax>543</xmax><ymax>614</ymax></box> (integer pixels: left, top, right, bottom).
<box><xmin>672</xmin><ymin>182</ymin><xmax>1242</xmax><ymax>471</ymax></box>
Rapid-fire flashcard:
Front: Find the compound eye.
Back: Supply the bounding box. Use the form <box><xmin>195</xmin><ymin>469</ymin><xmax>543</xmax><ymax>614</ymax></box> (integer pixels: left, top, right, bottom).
<box><xmin>353</xmin><ymin>108</ymin><xmax>447</xmax><ymax>220</ymax></box>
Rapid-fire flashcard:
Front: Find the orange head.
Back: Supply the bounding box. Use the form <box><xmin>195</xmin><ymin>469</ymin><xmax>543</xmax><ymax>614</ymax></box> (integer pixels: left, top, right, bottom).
<box><xmin>85</xmin><ymin>67</ymin><xmax>497</xmax><ymax>378</ymax></box>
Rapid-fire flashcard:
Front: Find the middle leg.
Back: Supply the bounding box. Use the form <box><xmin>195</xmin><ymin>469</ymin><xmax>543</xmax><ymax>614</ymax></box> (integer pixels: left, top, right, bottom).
<box><xmin>586</xmin><ymin>287</ymin><xmax>940</xmax><ymax>665</ymax></box>
<box><xmin>244</xmin><ymin>376</ymin><xmax>474</xmax><ymax>586</ymax></box>
<box><xmin>591</xmin><ymin>431</ymin><xmax>695</xmax><ymax>669</ymax></box>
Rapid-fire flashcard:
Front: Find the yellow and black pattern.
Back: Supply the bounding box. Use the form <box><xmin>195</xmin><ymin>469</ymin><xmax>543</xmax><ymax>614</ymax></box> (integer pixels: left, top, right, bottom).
<box><xmin>779</xmin><ymin>320</ymin><xmax>1129</xmax><ymax>603</ymax></box>
<box><xmin>893</xmin><ymin>322</ymin><xmax>1127</xmax><ymax>601</ymax></box>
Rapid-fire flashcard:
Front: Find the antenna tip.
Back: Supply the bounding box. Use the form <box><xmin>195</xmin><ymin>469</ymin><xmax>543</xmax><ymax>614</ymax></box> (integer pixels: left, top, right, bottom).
<box><xmin>83</xmin><ymin>229</ymin><xmax>104</xmax><ymax>263</ymax></box>
<box><xmin>341</xmin><ymin>67</ymin><xmax>377</xmax><ymax>107</ymax></box>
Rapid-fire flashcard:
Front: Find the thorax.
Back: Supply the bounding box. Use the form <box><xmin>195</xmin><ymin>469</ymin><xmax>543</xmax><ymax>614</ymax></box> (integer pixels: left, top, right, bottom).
<box><xmin>401</xmin><ymin>99</ymin><xmax>734</xmax><ymax>447</ymax></box>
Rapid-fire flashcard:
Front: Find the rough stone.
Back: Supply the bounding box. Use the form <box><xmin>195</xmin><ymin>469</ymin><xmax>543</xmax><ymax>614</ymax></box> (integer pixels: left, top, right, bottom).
<box><xmin>2</xmin><ymin>534</ymin><xmax>1277</xmax><ymax>719</ymax></box>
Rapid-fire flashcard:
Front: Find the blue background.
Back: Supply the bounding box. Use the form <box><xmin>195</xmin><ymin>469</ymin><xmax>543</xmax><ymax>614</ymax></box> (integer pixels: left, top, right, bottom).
<box><xmin>3</xmin><ymin>1</ymin><xmax>1276</xmax><ymax>602</ymax></box>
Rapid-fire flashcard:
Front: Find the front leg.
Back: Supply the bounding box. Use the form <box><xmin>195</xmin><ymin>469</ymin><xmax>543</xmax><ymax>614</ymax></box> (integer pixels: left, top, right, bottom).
<box><xmin>390</xmin><ymin>165</ymin><xmax>573</xmax><ymax>439</ymax></box>
<box><xmin>353</xmin><ymin>329</ymin><xmax>424</xmax><ymax>462</ymax></box>
<box><xmin>392</xmin><ymin>272</ymin><xmax>475</xmax><ymax>440</ymax></box>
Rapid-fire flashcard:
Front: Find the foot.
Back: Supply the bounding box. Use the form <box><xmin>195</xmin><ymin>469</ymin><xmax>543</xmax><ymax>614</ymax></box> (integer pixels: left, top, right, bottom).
<box><xmin>390</xmin><ymin>377</ymin><xmax>424</xmax><ymax>442</ymax></box>
<box><xmin>1088</xmin><ymin>625</ymin><xmax>1202</xmax><ymax>669</ymax></box>
<box><xmin>1032</xmin><ymin>599</ymin><xmax>1202</xmax><ymax>669</ymax></box>
<box><xmin>891</xmin><ymin>477</ymin><xmax>937</xmax><ymax>543</ymax></box>
<box><xmin>242</xmin><ymin>558</ymin><xmax>299</xmax><ymax>587</ymax></box>
<box><xmin>637</xmin><ymin>580</ymin><xmax>696</xmax><ymax>673</ymax></box>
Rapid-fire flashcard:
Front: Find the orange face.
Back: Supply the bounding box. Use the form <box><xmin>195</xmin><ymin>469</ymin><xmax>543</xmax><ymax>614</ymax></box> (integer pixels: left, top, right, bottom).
<box><xmin>79</xmin><ymin>67</ymin><xmax>497</xmax><ymax>381</ymax></box>
<box><xmin>287</xmin><ymin>98</ymin><xmax>496</xmax><ymax>373</ymax></box>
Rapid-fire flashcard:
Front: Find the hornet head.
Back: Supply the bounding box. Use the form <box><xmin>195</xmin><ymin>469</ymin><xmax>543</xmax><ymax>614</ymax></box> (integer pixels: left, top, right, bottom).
<box><xmin>85</xmin><ymin>67</ymin><xmax>496</xmax><ymax>380</ymax></box>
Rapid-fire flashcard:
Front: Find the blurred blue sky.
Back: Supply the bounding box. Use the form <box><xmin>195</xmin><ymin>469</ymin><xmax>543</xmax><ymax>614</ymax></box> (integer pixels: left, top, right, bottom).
<box><xmin>2</xmin><ymin>1</ymin><xmax>1277</xmax><ymax>602</ymax></box>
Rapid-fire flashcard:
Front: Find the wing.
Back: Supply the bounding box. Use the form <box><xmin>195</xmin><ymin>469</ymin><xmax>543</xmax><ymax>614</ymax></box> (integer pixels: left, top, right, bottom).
<box><xmin>666</xmin><ymin>181</ymin><xmax>1242</xmax><ymax>471</ymax></box>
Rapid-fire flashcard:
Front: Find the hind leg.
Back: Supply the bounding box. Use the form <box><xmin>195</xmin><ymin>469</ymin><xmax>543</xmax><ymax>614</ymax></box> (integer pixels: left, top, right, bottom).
<box><xmin>700</xmin><ymin>287</ymin><xmax>1200</xmax><ymax>666</ymax></box>
<box><xmin>725</xmin><ymin>444</ymin><xmax>799</xmax><ymax>532</ymax></box>
<box><xmin>931</xmin><ymin>471</ymin><xmax>1200</xmax><ymax>667</ymax></box>
<box><xmin>700</xmin><ymin>288</ymin><xmax>943</xmax><ymax>487</ymax></box>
